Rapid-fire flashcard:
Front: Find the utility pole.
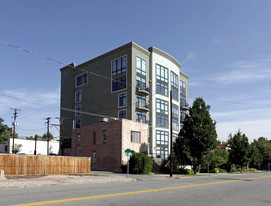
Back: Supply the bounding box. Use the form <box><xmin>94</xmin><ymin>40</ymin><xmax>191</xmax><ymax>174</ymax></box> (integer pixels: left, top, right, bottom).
<box><xmin>10</xmin><ymin>108</ymin><xmax>21</xmax><ymax>154</ymax></box>
<box><xmin>46</xmin><ymin>117</ymin><xmax>51</xmax><ymax>155</ymax></box>
<box><xmin>55</xmin><ymin>117</ymin><xmax>69</xmax><ymax>156</ymax></box>
<box><xmin>34</xmin><ymin>135</ymin><xmax>37</xmax><ymax>155</ymax></box>
<box><xmin>170</xmin><ymin>91</ymin><xmax>173</xmax><ymax>177</ymax></box>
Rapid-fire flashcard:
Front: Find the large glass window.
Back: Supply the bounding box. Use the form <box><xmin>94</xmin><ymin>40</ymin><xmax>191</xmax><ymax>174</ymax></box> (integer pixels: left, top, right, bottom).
<box><xmin>171</xmin><ymin>72</ymin><xmax>179</xmax><ymax>101</ymax></box>
<box><xmin>119</xmin><ymin>110</ymin><xmax>127</xmax><ymax>119</ymax></box>
<box><xmin>76</xmin><ymin>73</ymin><xmax>88</xmax><ymax>87</ymax></box>
<box><xmin>131</xmin><ymin>131</ymin><xmax>141</xmax><ymax>143</ymax></box>
<box><xmin>156</xmin><ymin>65</ymin><xmax>168</xmax><ymax>96</ymax></box>
<box><xmin>136</xmin><ymin>111</ymin><xmax>146</xmax><ymax>123</ymax></box>
<box><xmin>136</xmin><ymin>75</ymin><xmax>146</xmax><ymax>90</ymax></box>
<box><xmin>156</xmin><ymin>130</ymin><xmax>169</xmax><ymax>159</ymax></box>
<box><xmin>173</xmin><ymin>133</ymin><xmax>178</xmax><ymax>142</ymax></box>
<box><xmin>92</xmin><ymin>132</ymin><xmax>96</xmax><ymax>144</ymax></box>
<box><xmin>156</xmin><ymin>99</ymin><xmax>168</xmax><ymax>114</ymax></box>
<box><xmin>180</xmin><ymin>80</ymin><xmax>187</xmax><ymax>107</ymax></box>
<box><xmin>75</xmin><ymin>90</ymin><xmax>82</xmax><ymax>103</ymax></box>
<box><xmin>156</xmin><ymin>82</ymin><xmax>168</xmax><ymax>96</ymax></box>
<box><xmin>156</xmin><ymin>65</ymin><xmax>168</xmax><ymax>82</ymax></box>
<box><xmin>112</xmin><ymin>56</ymin><xmax>126</xmax><ymax>75</ymax></box>
<box><xmin>119</xmin><ymin>93</ymin><xmax>127</xmax><ymax>107</ymax></box>
<box><xmin>156</xmin><ymin>99</ymin><xmax>168</xmax><ymax>128</ymax></box>
<box><xmin>112</xmin><ymin>76</ymin><xmax>126</xmax><ymax>92</ymax></box>
<box><xmin>172</xmin><ymin>104</ymin><xmax>179</xmax><ymax>119</ymax></box>
<box><xmin>157</xmin><ymin>146</ymin><xmax>168</xmax><ymax>159</ymax></box>
<box><xmin>137</xmin><ymin>95</ymin><xmax>147</xmax><ymax>108</ymax></box>
<box><xmin>136</xmin><ymin>57</ymin><xmax>146</xmax><ymax>76</ymax></box>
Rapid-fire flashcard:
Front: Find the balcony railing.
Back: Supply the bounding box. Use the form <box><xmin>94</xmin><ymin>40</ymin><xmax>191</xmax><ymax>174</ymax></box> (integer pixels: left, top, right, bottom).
<box><xmin>136</xmin><ymin>81</ymin><xmax>149</xmax><ymax>95</ymax></box>
<box><xmin>136</xmin><ymin>102</ymin><xmax>149</xmax><ymax>112</ymax></box>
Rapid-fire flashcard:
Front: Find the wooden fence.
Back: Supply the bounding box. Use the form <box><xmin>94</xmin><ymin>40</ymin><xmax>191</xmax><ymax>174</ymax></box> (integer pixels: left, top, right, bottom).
<box><xmin>0</xmin><ymin>154</ymin><xmax>91</xmax><ymax>175</ymax></box>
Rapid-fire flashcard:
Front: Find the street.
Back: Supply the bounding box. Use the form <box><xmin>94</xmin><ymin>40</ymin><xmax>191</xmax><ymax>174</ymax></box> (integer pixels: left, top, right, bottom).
<box><xmin>1</xmin><ymin>173</ymin><xmax>271</xmax><ymax>206</ymax></box>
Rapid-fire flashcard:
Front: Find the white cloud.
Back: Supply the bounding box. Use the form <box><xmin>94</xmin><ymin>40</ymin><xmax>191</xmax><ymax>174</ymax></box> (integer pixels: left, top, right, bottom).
<box><xmin>216</xmin><ymin>119</ymin><xmax>271</xmax><ymax>142</ymax></box>
<box><xmin>0</xmin><ymin>88</ymin><xmax>60</xmax><ymax>138</ymax></box>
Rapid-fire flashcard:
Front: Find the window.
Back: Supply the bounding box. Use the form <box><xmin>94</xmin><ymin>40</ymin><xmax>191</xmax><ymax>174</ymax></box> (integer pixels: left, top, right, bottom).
<box><xmin>75</xmin><ymin>90</ymin><xmax>82</xmax><ymax>103</ymax></box>
<box><xmin>156</xmin><ymin>99</ymin><xmax>168</xmax><ymax>128</ymax></box>
<box><xmin>171</xmin><ymin>72</ymin><xmax>179</xmax><ymax>101</ymax></box>
<box><xmin>119</xmin><ymin>110</ymin><xmax>127</xmax><ymax>119</ymax></box>
<box><xmin>119</xmin><ymin>93</ymin><xmax>127</xmax><ymax>107</ymax></box>
<box><xmin>136</xmin><ymin>57</ymin><xmax>146</xmax><ymax>76</ymax></box>
<box><xmin>172</xmin><ymin>104</ymin><xmax>179</xmax><ymax>119</ymax></box>
<box><xmin>112</xmin><ymin>76</ymin><xmax>126</xmax><ymax>92</ymax></box>
<box><xmin>180</xmin><ymin>80</ymin><xmax>187</xmax><ymax>107</ymax></box>
<box><xmin>180</xmin><ymin>110</ymin><xmax>186</xmax><ymax>121</ymax></box>
<box><xmin>156</xmin><ymin>146</ymin><xmax>168</xmax><ymax>159</ymax></box>
<box><xmin>75</xmin><ymin>119</ymin><xmax>81</xmax><ymax>128</ymax></box>
<box><xmin>156</xmin><ymin>114</ymin><xmax>168</xmax><ymax>128</ymax></box>
<box><xmin>76</xmin><ymin>73</ymin><xmax>88</xmax><ymax>87</ymax></box>
<box><xmin>112</xmin><ymin>56</ymin><xmax>127</xmax><ymax>75</ymax></box>
<box><xmin>173</xmin><ymin>119</ymin><xmax>179</xmax><ymax>131</ymax></box>
<box><xmin>156</xmin><ymin>130</ymin><xmax>169</xmax><ymax>145</ymax></box>
<box><xmin>136</xmin><ymin>75</ymin><xmax>146</xmax><ymax>90</ymax></box>
<box><xmin>103</xmin><ymin>130</ymin><xmax>107</xmax><ymax>144</ymax></box>
<box><xmin>156</xmin><ymin>99</ymin><xmax>168</xmax><ymax>114</ymax></box>
<box><xmin>173</xmin><ymin>133</ymin><xmax>178</xmax><ymax>142</ymax></box>
<box><xmin>131</xmin><ymin>131</ymin><xmax>141</xmax><ymax>143</ymax></box>
<box><xmin>156</xmin><ymin>130</ymin><xmax>169</xmax><ymax>159</ymax></box>
<box><xmin>92</xmin><ymin>132</ymin><xmax>96</xmax><ymax>144</ymax></box>
<box><xmin>156</xmin><ymin>64</ymin><xmax>168</xmax><ymax>82</ymax></box>
<box><xmin>136</xmin><ymin>95</ymin><xmax>147</xmax><ymax>108</ymax></box>
<box><xmin>156</xmin><ymin>81</ymin><xmax>168</xmax><ymax>96</ymax></box>
<box><xmin>75</xmin><ymin>105</ymin><xmax>81</xmax><ymax>117</ymax></box>
<box><xmin>136</xmin><ymin>111</ymin><xmax>146</xmax><ymax>123</ymax></box>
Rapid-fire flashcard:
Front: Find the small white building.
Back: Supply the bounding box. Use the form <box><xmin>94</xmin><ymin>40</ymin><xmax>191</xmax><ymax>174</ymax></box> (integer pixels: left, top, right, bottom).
<box><xmin>0</xmin><ymin>138</ymin><xmax>59</xmax><ymax>155</ymax></box>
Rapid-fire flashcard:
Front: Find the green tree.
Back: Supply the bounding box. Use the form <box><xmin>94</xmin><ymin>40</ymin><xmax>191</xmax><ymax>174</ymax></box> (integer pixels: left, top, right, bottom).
<box><xmin>174</xmin><ymin>135</ymin><xmax>192</xmax><ymax>168</ymax></box>
<box><xmin>0</xmin><ymin>118</ymin><xmax>12</xmax><ymax>144</ymax></box>
<box><xmin>178</xmin><ymin>97</ymin><xmax>217</xmax><ymax>173</ymax></box>
<box><xmin>248</xmin><ymin>145</ymin><xmax>262</xmax><ymax>168</ymax></box>
<box><xmin>42</xmin><ymin>132</ymin><xmax>54</xmax><ymax>141</ymax></box>
<box><xmin>211</xmin><ymin>148</ymin><xmax>229</xmax><ymax>168</ymax></box>
<box><xmin>228</xmin><ymin>130</ymin><xmax>250</xmax><ymax>168</ymax></box>
<box><xmin>251</xmin><ymin>137</ymin><xmax>271</xmax><ymax>165</ymax></box>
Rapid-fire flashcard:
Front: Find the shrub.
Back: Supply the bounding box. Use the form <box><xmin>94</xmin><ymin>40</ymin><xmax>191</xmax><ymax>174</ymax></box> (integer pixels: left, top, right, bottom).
<box><xmin>214</xmin><ymin>168</ymin><xmax>219</xmax><ymax>173</ymax></box>
<box><xmin>230</xmin><ymin>167</ymin><xmax>238</xmax><ymax>173</ymax></box>
<box><xmin>177</xmin><ymin>168</ymin><xmax>194</xmax><ymax>175</ymax></box>
<box><xmin>219</xmin><ymin>168</ymin><xmax>227</xmax><ymax>173</ymax></box>
<box><xmin>129</xmin><ymin>153</ymin><xmax>153</xmax><ymax>174</ymax></box>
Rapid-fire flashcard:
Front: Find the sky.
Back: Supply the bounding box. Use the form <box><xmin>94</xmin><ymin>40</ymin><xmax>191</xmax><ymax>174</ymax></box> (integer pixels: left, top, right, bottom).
<box><xmin>0</xmin><ymin>0</ymin><xmax>271</xmax><ymax>142</ymax></box>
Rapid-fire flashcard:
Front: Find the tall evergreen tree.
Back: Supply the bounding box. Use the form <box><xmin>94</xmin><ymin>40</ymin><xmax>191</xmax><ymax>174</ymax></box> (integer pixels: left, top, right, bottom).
<box><xmin>176</xmin><ymin>97</ymin><xmax>217</xmax><ymax>173</ymax></box>
<box><xmin>228</xmin><ymin>130</ymin><xmax>250</xmax><ymax>167</ymax></box>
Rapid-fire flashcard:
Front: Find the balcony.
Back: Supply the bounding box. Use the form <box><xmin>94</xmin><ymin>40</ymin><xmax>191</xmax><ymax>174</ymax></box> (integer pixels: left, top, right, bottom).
<box><xmin>180</xmin><ymin>101</ymin><xmax>189</xmax><ymax>110</ymax></box>
<box><xmin>136</xmin><ymin>102</ymin><xmax>149</xmax><ymax>112</ymax></box>
<box><xmin>136</xmin><ymin>81</ymin><xmax>149</xmax><ymax>95</ymax></box>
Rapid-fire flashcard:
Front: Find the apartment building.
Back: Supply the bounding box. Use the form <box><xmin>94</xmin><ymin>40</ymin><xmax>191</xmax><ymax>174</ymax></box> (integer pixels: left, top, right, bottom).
<box><xmin>60</xmin><ymin>42</ymin><xmax>189</xmax><ymax>159</ymax></box>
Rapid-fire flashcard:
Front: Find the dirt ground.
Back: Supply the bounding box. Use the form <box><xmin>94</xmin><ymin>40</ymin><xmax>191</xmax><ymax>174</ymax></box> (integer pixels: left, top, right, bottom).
<box><xmin>0</xmin><ymin>174</ymin><xmax>136</xmax><ymax>188</ymax></box>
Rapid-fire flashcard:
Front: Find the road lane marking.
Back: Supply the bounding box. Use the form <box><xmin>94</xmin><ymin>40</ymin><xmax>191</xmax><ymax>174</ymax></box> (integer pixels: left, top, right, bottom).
<box><xmin>14</xmin><ymin>175</ymin><xmax>271</xmax><ymax>206</ymax></box>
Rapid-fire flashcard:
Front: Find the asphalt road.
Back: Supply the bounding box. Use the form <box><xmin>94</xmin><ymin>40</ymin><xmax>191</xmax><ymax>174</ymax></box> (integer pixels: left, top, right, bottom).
<box><xmin>1</xmin><ymin>173</ymin><xmax>271</xmax><ymax>206</ymax></box>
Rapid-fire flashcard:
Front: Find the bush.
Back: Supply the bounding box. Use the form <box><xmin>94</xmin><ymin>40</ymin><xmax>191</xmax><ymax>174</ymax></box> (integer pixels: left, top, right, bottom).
<box><xmin>129</xmin><ymin>153</ymin><xmax>153</xmax><ymax>174</ymax></box>
<box><xmin>230</xmin><ymin>167</ymin><xmax>238</xmax><ymax>173</ymax></box>
<box><xmin>219</xmin><ymin>168</ymin><xmax>227</xmax><ymax>173</ymax></box>
<box><xmin>214</xmin><ymin>168</ymin><xmax>219</xmax><ymax>173</ymax></box>
<box><xmin>178</xmin><ymin>168</ymin><xmax>194</xmax><ymax>175</ymax></box>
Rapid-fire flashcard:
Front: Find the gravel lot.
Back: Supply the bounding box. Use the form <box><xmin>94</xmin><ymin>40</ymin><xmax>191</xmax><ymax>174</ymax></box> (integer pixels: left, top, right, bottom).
<box><xmin>0</xmin><ymin>174</ymin><xmax>136</xmax><ymax>188</ymax></box>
